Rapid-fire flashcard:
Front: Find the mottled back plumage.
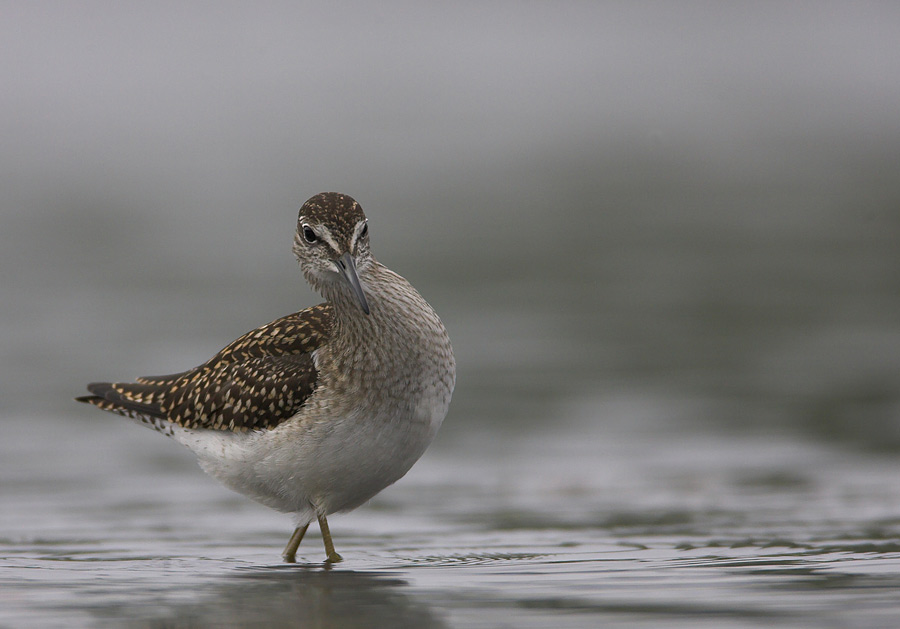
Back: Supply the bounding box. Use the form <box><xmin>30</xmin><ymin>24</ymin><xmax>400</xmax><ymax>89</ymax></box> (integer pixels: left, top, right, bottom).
<box><xmin>77</xmin><ymin>304</ymin><xmax>334</xmax><ymax>432</ymax></box>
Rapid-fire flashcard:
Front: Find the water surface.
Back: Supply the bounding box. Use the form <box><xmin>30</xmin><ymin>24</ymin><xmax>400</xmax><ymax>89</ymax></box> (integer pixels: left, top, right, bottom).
<box><xmin>4</xmin><ymin>406</ymin><xmax>900</xmax><ymax>628</ymax></box>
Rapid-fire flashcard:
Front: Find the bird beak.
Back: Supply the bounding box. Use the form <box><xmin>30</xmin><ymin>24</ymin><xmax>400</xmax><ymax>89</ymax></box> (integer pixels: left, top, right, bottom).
<box><xmin>334</xmin><ymin>252</ymin><xmax>370</xmax><ymax>315</ymax></box>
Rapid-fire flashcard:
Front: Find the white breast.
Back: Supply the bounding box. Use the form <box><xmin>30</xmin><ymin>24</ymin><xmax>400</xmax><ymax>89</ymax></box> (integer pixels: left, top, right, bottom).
<box><xmin>169</xmin><ymin>263</ymin><xmax>455</xmax><ymax>521</ymax></box>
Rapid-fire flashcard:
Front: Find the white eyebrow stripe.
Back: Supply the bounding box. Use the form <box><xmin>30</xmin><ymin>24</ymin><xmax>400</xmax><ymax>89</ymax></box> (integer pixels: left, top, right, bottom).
<box><xmin>350</xmin><ymin>219</ymin><xmax>367</xmax><ymax>252</ymax></box>
<box><xmin>300</xmin><ymin>218</ymin><xmax>341</xmax><ymax>252</ymax></box>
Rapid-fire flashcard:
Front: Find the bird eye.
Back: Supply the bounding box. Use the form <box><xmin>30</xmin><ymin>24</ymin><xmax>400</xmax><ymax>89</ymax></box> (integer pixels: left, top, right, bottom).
<box><xmin>302</xmin><ymin>225</ymin><xmax>318</xmax><ymax>244</ymax></box>
<box><xmin>360</xmin><ymin>222</ymin><xmax>368</xmax><ymax>238</ymax></box>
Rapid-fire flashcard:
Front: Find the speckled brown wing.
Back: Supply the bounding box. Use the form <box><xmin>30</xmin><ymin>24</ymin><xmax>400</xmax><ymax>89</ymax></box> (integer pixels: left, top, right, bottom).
<box><xmin>77</xmin><ymin>304</ymin><xmax>334</xmax><ymax>432</ymax></box>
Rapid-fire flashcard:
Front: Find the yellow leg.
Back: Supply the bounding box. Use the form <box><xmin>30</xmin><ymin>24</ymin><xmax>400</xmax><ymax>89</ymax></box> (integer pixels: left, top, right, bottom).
<box><xmin>282</xmin><ymin>522</ymin><xmax>310</xmax><ymax>563</ymax></box>
<box><xmin>317</xmin><ymin>513</ymin><xmax>343</xmax><ymax>563</ymax></box>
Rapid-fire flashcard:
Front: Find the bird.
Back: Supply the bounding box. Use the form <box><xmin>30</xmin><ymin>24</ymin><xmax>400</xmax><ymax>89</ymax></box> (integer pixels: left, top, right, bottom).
<box><xmin>76</xmin><ymin>192</ymin><xmax>456</xmax><ymax>563</ymax></box>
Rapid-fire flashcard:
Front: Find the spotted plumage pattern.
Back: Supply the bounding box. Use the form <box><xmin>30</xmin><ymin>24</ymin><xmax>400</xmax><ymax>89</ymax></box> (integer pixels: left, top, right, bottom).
<box><xmin>77</xmin><ymin>304</ymin><xmax>334</xmax><ymax>432</ymax></box>
<box><xmin>297</xmin><ymin>192</ymin><xmax>362</xmax><ymax>237</ymax></box>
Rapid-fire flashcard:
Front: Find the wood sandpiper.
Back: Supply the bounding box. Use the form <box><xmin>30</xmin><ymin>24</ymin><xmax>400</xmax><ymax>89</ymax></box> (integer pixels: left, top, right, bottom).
<box><xmin>77</xmin><ymin>192</ymin><xmax>456</xmax><ymax>563</ymax></box>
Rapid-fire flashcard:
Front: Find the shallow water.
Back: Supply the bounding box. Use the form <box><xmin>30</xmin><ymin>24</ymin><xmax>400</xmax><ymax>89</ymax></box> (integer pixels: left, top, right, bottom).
<box><xmin>4</xmin><ymin>406</ymin><xmax>900</xmax><ymax>628</ymax></box>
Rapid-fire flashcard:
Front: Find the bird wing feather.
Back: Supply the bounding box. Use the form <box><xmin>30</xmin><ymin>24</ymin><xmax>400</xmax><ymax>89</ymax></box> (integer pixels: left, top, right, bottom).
<box><xmin>76</xmin><ymin>303</ymin><xmax>334</xmax><ymax>432</ymax></box>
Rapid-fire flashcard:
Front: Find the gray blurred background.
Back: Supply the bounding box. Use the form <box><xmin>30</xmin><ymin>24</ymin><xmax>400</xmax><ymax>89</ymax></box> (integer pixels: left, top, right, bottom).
<box><xmin>2</xmin><ymin>1</ymin><xmax>900</xmax><ymax>452</ymax></box>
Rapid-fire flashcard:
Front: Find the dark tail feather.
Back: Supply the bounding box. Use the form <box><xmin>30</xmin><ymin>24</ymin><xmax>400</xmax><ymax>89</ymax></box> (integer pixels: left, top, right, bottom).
<box><xmin>76</xmin><ymin>381</ymin><xmax>166</xmax><ymax>419</ymax></box>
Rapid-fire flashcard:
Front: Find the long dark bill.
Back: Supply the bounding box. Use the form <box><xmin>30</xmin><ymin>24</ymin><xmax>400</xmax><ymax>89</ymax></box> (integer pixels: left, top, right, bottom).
<box><xmin>335</xmin><ymin>252</ymin><xmax>371</xmax><ymax>315</ymax></box>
